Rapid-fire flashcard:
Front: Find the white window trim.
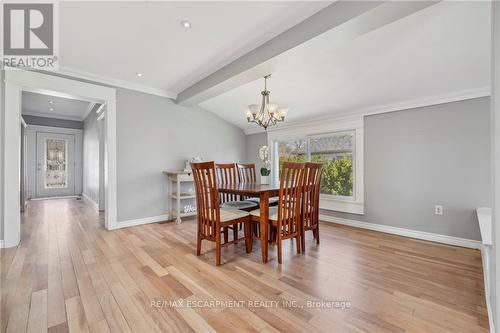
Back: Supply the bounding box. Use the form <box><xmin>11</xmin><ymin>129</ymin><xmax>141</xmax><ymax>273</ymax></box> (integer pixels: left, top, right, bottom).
<box><xmin>268</xmin><ymin>115</ymin><xmax>364</xmax><ymax>215</ymax></box>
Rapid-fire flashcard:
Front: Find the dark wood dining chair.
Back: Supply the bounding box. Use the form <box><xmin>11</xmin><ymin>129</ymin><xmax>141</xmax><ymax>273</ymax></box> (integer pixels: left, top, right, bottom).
<box><xmin>215</xmin><ymin>163</ymin><xmax>257</xmax><ymax>241</ymax></box>
<box><xmin>250</xmin><ymin>162</ymin><xmax>306</xmax><ymax>264</ymax></box>
<box><xmin>301</xmin><ymin>162</ymin><xmax>323</xmax><ymax>251</ymax></box>
<box><xmin>215</xmin><ymin>163</ymin><xmax>258</xmax><ymax>210</ymax></box>
<box><xmin>237</xmin><ymin>163</ymin><xmax>278</xmax><ymax>207</ymax></box>
<box><xmin>191</xmin><ymin>161</ymin><xmax>252</xmax><ymax>266</ymax></box>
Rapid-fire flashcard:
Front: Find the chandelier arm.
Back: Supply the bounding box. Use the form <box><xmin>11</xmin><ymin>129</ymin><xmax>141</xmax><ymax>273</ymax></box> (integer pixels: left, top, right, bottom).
<box><xmin>266</xmin><ymin>118</ymin><xmax>271</xmax><ymax>127</ymax></box>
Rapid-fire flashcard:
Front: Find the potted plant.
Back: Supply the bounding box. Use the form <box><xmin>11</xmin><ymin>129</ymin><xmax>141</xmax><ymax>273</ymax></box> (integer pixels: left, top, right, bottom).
<box><xmin>259</xmin><ymin>145</ymin><xmax>271</xmax><ymax>184</ymax></box>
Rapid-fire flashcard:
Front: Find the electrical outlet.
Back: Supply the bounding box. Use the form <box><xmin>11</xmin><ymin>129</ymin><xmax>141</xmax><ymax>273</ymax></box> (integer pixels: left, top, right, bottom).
<box><xmin>434</xmin><ymin>205</ymin><xmax>443</xmax><ymax>216</ymax></box>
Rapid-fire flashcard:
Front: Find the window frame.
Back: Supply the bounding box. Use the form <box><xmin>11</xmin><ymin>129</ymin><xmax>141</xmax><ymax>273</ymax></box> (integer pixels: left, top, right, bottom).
<box><xmin>268</xmin><ymin>115</ymin><xmax>364</xmax><ymax>215</ymax></box>
<box><xmin>307</xmin><ymin>130</ymin><xmax>356</xmax><ymax>202</ymax></box>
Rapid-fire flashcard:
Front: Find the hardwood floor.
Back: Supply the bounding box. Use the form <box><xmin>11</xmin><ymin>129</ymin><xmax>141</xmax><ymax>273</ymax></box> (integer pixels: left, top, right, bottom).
<box><xmin>1</xmin><ymin>198</ymin><xmax>489</xmax><ymax>332</ymax></box>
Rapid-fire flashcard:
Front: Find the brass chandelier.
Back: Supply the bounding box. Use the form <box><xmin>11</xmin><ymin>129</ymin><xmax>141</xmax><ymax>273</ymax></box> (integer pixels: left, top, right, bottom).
<box><xmin>245</xmin><ymin>75</ymin><xmax>288</xmax><ymax>130</ymax></box>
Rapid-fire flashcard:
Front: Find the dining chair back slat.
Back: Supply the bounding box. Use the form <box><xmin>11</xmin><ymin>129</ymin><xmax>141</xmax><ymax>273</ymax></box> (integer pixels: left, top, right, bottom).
<box><xmin>236</xmin><ymin>163</ymin><xmax>257</xmax><ymax>203</ymax></box>
<box><xmin>278</xmin><ymin>162</ymin><xmax>305</xmax><ymax>238</ymax></box>
<box><xmin>215</xmin><ymin>163</ymin><xmax>239</xmax><ymax>203</ymax></box>
<box><xmin>301</xmin><ymin>162</ymin><xmax>323</xmax><ymax>249</ymax></box>
<box><xmin>192</xmin><ymin>161</ymin><xmax>220</xmax><ymax>241</ymax></box>
<box><xmin>237</xmin><ymin>163</ymin><xmax>257</xmax><ymax>183</ymax></box>
<box><xmin>274</xmin><ymin>161</ymin><xmax>306</xmax><ymax>263</ymax></box>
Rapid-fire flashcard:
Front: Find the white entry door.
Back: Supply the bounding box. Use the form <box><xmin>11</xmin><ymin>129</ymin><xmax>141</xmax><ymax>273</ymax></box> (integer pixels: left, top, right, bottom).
<box><xmin>36</xmin><ymin>132</ymin><xmax>76</xmax><ymax>198</ymax></box>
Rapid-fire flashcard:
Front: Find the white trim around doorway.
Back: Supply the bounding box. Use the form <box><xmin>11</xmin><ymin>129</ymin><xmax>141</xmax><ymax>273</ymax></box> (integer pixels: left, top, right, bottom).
<box><xmin>3</xmin><ymin>69</ymin><xmax>117</xmax><ymax>247</ymax></box>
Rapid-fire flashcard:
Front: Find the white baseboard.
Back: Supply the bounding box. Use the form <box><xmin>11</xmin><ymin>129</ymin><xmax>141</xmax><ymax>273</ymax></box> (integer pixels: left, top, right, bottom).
<box><xmin>113</xmin><ymin>214</ymin><xmax>171</xmax><ymax>229</ymax></box>
<box><xmin>320</xmin><ymin>215</ymin><xmax>482</xmax><ymax>249</ymax></box>
<box><xmin>31</xmin><ymin>195</ymin><xmax>80</xmax><ymax>200</ymax></box>
<box><xmin>82</xmin><ymin>193</ymin><xmax>99</xmax><ymax>212</ymax></box>
<box><xmin>0</xmin><ymin>240</ymin><xmax>4</xmax><ymax>249</ymax></box>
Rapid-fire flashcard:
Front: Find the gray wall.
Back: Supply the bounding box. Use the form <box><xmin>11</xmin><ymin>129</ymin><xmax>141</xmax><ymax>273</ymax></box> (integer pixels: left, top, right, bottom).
<box><xmin>0</xmin><ymin>69</ymin><xmax>246</xmax><ymax>238</ymax></box>
<box><xmin>116</xmin><ymin>89</ymin><xmax>246</xmax><ymax>221</ymax></box>
<box><xmin>83</xmin><ymin>108</ymin><xmax>100</xmax><ymax>205</ymax></box>
<box><xmin>245</xmin><ymin>132</ymin><xmax>267</xmax><ymax>172</ymax></box>
<box><xmin>3</xmin><ymin>68</ymin><xmax>489</xmax><ymax>242</ymax></box>
<box><xmin>324</xmin><ymin>97</ymin><xmax>491</xmax><ymax>240</ymax></box>
<box><xmin>22</xmin><ymin>115</ymin><xmax>83</xmax><ymax>129</ymax></box>
<box><xmin>251</xmin><ymin>98</ymin><xmax>490</xmax><ymax>240</ymax></box>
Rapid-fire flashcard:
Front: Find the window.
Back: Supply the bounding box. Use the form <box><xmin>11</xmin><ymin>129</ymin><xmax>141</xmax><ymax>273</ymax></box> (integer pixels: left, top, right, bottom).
<box><xmin>45</xmin><ymin>138</ymin><xmax>68</xmax><ymax>188</ymax></box>
<box><xmin>309</xmin><ymin>131</ymin><xmax>354</xmax><ymax>198</ymax></box>
<box><xmin>269</xmin><ymin>116</ymin><xmax>364</xmax><ymax>214</ymax></box>
<box><xmin>276</xmin><ymin>132</ymin><xmax>354</xmax><ymax>198</ymax></box>
<box><xmin>277</xmin><ymin>138</ymin><xmax>307</xmax><ymax>175</ymax></box>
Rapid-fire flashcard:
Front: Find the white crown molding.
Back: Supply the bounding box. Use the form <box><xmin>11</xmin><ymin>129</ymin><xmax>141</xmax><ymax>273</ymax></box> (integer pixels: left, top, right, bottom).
<box><xmin>112</xmin><ymin>214</ymin><xmax>170</xmax><ymax>230</ymax></box>
<box><xmin>22</xmin><ymin>110</ymin><xmax>84</xmax><ymax>121</ymax></box>
<box><xmin>25</xmin><ymin>125</ymin><xmax>83</xmax><ymax>135</ymax></box>
<box><xmin>320</xmin><ymin>214</ymin><xmax>483</xmax><ymax>249</ymax></box>
<box><xmin>266</xmin><ymin>114</ymin><xmax>364</xmax><ymax>139</ymax></box>
<box><xmin>57</xmin><ymin>66</ymin><xmax>177</xmax><ymax>99</ymax></box>
<box><xmin>24</xmin><ymin>111</ymin><xmax>81</xmax><ymax>121</ymax></box>
<box><xmin>352</xmin><ymin>86</ymin><xmax>491</xmax><ymax>118</ymax></box>
<box><xmin>244</xmin><ymin>87</ymin><xmax>491</xmax><ymax>135</ymax></box>
<box><xmin>244</xmin><ymin>127</ymin><xmax>268</xmax><ymax>136</ymax></box>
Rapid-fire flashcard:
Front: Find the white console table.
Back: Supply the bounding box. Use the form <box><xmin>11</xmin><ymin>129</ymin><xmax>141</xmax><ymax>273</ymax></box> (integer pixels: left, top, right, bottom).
<box><xmin>163</xmin><ymin>170</ymin><xmax>196</xmax><ymax>224</ymax></box>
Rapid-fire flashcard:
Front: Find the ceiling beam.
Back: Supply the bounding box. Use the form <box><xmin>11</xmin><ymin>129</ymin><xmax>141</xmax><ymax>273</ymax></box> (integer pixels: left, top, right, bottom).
<box><xmin>176</xmin><ymin>0</ymin><xmax>439</xmax><ymax>106</ymax></box>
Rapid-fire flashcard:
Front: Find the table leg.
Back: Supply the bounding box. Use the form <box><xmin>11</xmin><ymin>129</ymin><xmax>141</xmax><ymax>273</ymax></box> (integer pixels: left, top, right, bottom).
<box><xmin>259</xmin><ymin>192</ymin><xmax>269</xmax><ymax>263</ymax></box>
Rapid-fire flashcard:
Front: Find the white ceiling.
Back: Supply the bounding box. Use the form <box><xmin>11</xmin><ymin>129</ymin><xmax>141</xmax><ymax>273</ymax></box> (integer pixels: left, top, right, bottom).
<box><xmin>200</xmin><ymin>1</ymin><xmax>491</xmax><ymax>132</ymax></box>
<box><xmin>59</xmin><ymin>1</ymin><xmax>331</xmax><ymax>96</ymax></box>
<box><xmin>22</xmin><ymin>91</ymin><xmax>93</xmax><ymax>121</ymax></box>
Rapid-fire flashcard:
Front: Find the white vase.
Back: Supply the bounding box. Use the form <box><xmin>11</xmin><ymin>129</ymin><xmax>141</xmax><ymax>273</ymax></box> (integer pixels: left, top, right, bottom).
<box><xmin>260</xmin><ymin>175</ymin><xmax>270</xmax><ymax>185</ymax></box>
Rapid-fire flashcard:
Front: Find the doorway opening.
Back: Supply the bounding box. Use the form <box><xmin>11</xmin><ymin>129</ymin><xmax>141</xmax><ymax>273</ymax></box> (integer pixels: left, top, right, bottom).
<box><xmin>21</xmin><ymin>91</ymin><xmax>107</xmax><ymax>216</ymax></box>
<box><xmin>3</xmin><ymin>70</ymin><xmax>117</xmax><ymax>247</ymax></box>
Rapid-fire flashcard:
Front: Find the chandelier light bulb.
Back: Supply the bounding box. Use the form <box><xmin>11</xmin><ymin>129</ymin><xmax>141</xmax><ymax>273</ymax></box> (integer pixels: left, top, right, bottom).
<box><xmin>266</xmin><ymin>103</ymin><xmax>278</xmax><ymax>114</ymax></box>
<box><xmin>245</xmin><ymin>110</ymin><xmax>252</xmax><ymax>120</ymax></box>
<box><xmin>277</xmin><ymin>107</ymin><xmax>288</xmax><ymax>120</ymax></box>
<box><xmin>248</xmin><ymin>104</ymin><xmax>259</xmax><ymax>116</ymax></box>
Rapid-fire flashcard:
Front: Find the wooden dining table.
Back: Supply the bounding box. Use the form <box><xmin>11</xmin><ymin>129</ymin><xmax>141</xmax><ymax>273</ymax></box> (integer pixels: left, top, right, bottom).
<box><xmin>218</xmin><ymin>182</ymin><xmax>280</xmax><ymax>263</ymax></box>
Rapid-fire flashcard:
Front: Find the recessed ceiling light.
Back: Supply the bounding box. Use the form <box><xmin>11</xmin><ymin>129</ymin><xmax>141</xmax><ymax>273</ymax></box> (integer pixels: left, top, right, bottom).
<box><xmin>180</xmin><ymin>20</ymin><xmax>191</xmax><ymax>29</ymax></box>
<box><xmin>136</xmin><ymin>72</ymin><xmax>143</xmax><ymax>78</ymax></box>
<box><xmin>48</xmin><ymin>100</ymin><xmax>54</xmax><ymax>104</ymax></box>
<box><xmin>49</xmin><ymin>107</ymin><xmax>54</xmax><ymax>111</ymax></box>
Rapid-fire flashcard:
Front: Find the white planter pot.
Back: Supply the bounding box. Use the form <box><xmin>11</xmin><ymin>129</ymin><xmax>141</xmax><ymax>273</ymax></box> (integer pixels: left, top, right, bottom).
<box><xmin>260</xmin><ymin>175</ymin><xmax>270</xmax><ymax>185</ymax></box>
